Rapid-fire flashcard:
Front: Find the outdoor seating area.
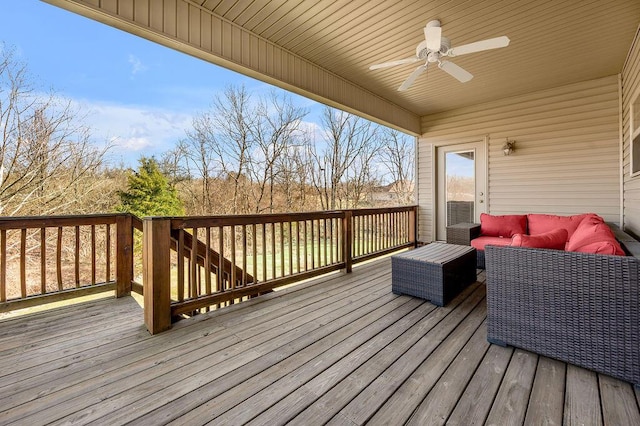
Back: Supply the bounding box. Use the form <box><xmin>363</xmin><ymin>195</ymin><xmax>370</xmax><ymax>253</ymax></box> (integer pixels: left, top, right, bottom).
<box><xmin>3</xmin><ymin>2</ymin><xmax>640</xmax><ymax>424</ymax></box>
<box><xmin>447</xmin><ymin>213</ymin><xmax>637</xmax><ymax>268</ymax></box>
<box><xmin>447</xmin><ymin>213</ymin><xmax>640</xmax><ymax>388</ymax></box>
<box><xmin>1</xmin><ymin>257</ymin><xmax>639</xmax><ymax>425</ymax></box>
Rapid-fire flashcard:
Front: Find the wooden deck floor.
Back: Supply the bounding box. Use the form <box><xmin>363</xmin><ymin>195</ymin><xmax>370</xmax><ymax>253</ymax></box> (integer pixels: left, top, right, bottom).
<box><xmin>1</xmin><ymin>257</ymin><xmax>639</xmax><ymax>425</ymax></box>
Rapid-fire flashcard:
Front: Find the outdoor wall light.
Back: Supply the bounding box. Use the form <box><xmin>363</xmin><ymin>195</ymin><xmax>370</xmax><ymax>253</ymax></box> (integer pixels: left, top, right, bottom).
<box><xmin>502</xmin><ymin>139</ymin><xmax>516</xmax><ymax>156</ymax></box>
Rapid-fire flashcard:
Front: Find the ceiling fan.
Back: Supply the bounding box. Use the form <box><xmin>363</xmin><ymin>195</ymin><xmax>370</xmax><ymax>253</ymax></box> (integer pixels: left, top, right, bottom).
<box><xmin>369</xmin><ymin>20</ymin><xmax>510</xmax><ymax>91</ymax></box>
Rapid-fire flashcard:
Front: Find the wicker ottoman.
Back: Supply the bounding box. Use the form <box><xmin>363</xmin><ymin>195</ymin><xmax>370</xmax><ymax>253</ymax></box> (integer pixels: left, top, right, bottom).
<box><xmin>391</xmin><ymin>243</ymin><xmax>477</xmax><ymax>306</ymax></box>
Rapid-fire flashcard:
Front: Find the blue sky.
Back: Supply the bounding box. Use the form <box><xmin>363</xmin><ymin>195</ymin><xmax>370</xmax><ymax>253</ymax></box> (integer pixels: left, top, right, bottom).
<box><xmin>0</xmin><ymin>0</ymin><xmax>323</xmax><ymax>167</ymax></box>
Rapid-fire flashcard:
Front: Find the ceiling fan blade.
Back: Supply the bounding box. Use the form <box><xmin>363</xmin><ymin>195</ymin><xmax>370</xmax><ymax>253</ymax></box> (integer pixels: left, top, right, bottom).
<box><xmin>439</xmin><ymin>61</ymin><xmax>473</xmax><ymax>82</ymax></box>
<box><xmin>448</xmin><ymin>36</ymin><xmax>510</xmax><ymax>56</ymax></box>
<box><xmin>398</xmin><ymin>64</ymin><xmax>428</xmax><ymax>91</ymax></box>
<box><xmin>425</xmin><ymin>25</ymin><xmax>442</xmax><ymax>51</ymax></box>
<box><xmin>369</xmin><ymin>57</ymin><xmax>420</xmax><ymax>70</ymax></box>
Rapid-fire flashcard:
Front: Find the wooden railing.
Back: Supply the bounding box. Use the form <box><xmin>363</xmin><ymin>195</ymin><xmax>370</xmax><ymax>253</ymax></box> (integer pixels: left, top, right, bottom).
<box><xmin>144</xmin><ymin>206</ymin><xmax>417</xmax><ymax>333</ymax></box>
<box><xmin>0</xmin><ymin>206</ymin><xmax>417</xmax><ymax>331</ymax></box>
<box><xmin>0</xmin><ymin>214</ymin><xmax>136</xmax><ymax>313</ymax></box>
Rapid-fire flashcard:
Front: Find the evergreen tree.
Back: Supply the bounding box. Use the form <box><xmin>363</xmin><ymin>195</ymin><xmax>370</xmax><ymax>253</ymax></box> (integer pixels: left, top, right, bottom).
<box><xmin>117</xmin><ymin>157</ymin><xmax>184</xmax><ymax>217</ymax></box>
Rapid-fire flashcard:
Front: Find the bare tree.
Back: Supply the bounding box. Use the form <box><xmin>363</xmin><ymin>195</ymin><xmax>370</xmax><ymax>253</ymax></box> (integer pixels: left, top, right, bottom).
<box><xmin>275</xmin><ymin>132</ymin><xmax>314</xmax><ymax>212</ymax></box>
<box><xmin>379</xmin><ymin>128</ymin><xmax>415</xmax><ymax>205</ymax></box>
<box><xmin>249</xmin><ymin>91</ymin><xmax>308</xmax><ymax>213</ymax></box>
<box><xmin>0</xmin><ymin>45</ymin><xmax>110</xmax><ymax>216</ymax></box>
<box><xmin>310</xmin><ymin>107</ymin><xmax>382</xmax><ymax>209</ymax></box>
<box><xmin>178</xmin><ymin>85</ymin><xmax>255</xmax><ymax>214</ymax></box>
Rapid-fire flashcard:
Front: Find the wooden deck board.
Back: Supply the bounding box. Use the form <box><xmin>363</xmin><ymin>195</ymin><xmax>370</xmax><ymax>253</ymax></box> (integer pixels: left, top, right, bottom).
<box><xmin>405</xmin><ymin>322</ymin><xmax>491</xmax><ymax>426</ymax></box>
<box><xmin>0</xmin><ymin>256</ymin><xmax>638</xmax><ymax>425</ymax></box>
<box><xmin>484</xmin><ymin>349</ymin><xmax>538</xmax><ymax>426</ymax></box>
<box><xmin>523</xmin><ymin>356</ymin><xmax>566</xmax><ymax>426</ymax></box>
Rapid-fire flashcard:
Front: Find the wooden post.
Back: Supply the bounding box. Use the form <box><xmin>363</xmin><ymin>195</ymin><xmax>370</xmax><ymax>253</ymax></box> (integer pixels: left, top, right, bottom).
<box><xmin>143</xmin><ymin>217</ymin><xmax>172</xmax><ymax>334</ymax></box>
<box><xmin>342</xmin><ymin>210</ymin><xmax>353</xmax><ymax>273</ymax></box>
<box><xmin>116</xmin><ymin>214</ymin><xmax>133</xmax><ymax>297</ymax></box>
<box><xmin>409</xmin><ymin>207</ymin><xmax>417</xmax><ymax>247</ymax></box>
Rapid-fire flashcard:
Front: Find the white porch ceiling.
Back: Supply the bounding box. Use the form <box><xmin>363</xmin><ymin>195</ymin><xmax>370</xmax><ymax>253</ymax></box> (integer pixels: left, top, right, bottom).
<box><xmin>44</xmin><ymin>0</ymin><xmax>640</xmax><ymax>134</ymax></box>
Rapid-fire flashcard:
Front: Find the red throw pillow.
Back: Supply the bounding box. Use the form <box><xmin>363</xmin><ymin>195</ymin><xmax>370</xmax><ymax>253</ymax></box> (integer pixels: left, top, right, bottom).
<box><xmin>510</xmin><ymin>228</ymin><xmax>568</xmax><ymax>250</ymax></box>
<box><xmin>566</xmin><ymin>216</ymin><xmax>625</xmax><ymax>256</ymax></box>
<box><xmin>480</xmin><ymin>213</ymin><xmax>527</xmax><ymax>238</ymax></box>
<box><xmin>527</xmin><ymin>213</ymin><xmax>600</xmax><ymax>241</ymax></box>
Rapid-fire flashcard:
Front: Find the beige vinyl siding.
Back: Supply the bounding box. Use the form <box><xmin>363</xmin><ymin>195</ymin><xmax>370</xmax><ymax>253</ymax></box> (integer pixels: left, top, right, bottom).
<box><xmin>417</xmin><ymin>75</ymin><xmax>621</xmax><ymax>238</ymax></box>
<box><xmin>622</xmin><ymin>26</ymin><xmax>640</xmax><ymax>238</ymax></box>
<box><xmin>45</xmin><ymin>0</ymin><xmax>420</xmax><ymax>134</ymax></box>
<box><xmin>416</xmin><ymin>142</ymin><xmax>433</xmax><ymax>243</ymax></box>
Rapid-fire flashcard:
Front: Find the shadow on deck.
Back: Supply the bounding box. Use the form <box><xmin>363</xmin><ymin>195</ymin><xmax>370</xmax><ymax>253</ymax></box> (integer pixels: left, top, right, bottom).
<box><xmin>0</xmin><ymin>257</ymin><xmax>638</xmax><ymax>425</ymax></box>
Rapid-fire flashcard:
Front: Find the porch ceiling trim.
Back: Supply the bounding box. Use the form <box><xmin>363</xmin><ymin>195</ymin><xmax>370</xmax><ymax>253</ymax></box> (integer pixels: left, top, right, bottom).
<box><xmin>43</xmin><ymin>0</ymin><xmax>421</xmax><ymax>135</ymax></box>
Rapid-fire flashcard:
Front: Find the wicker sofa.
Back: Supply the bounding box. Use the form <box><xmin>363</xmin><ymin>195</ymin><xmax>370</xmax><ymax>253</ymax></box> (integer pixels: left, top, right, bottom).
<box><xmin>447</xmin><ymin>213</ymin><xmax>626</xmax><ymax>269</ymax></box>
<box><xmin>450</xmin><ymin>220</ymin><xmax>640</xmax><ymax>386</ymax></box>
<box><xmin>486</xmin><ymin>236</ymin><xmax>640</xmax><ymax>387</ymax></box>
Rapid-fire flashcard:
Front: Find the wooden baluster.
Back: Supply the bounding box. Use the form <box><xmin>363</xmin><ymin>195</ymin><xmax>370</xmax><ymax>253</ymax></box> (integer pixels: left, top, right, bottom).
<box><xmin>205</xmin><ymin>227</ymin><xmax>212</xmax><ymax>299</ymax></box>
<box><xmin>280</xmin><ymin>222</ymin><xmax>285</xmax><ymax>278</ymax></box>
<box><xmin>304</xmin><ymin>220</ymin><xmax>308</xmax><ymax>271</ymax></box>
<box><xmin>0</xmin><ymin>229</ymin><xmax>5</xmax><ymax>302</ymax></box>
<box><xmin>105</xmin><ymin>224</ymin><xmax>111</xmax><ymax>283</ymax></box>
<box><xmin>323</xmin><ymin>218</ymin><xmax>328</xmax><ymax>267</ymax></box>
<box><xmin>20</xmin><ymin>229</ymin><xmax>26</xmax><ymax>298</ymax></box>
<box><xmin>190</xmin><ymin>227</ymin><xmax>198</xmax><ymax>299</ymax></box>
<box><xmin>40</xmin><ymin>228</ymin><xmax>46</xmax><ymax>294</ymax></box>
<box><xmin>91</xmin><ymin>225</ymin><xmax>96</xmax><ymax>285</ymax></box>
<box><xmin>310</xmin><ymin>219</ymin><xmax>315</xmax><ymax>269</ymax></box>
<box><xmin>318</xmin><ymin>219</ymin><xmax>322</xmax><ymax>267</ymax></box>
<box><xmin>261</xmin><ymin>223</ymin><xmax>266</xmax><ymax>282</ymax></box>
<box><xmin>376</xmin><ymin>214</ymin><xmax>381</xmax><ymax>252</ymax></box>
<box><xmin>57</xmin><ymin>226</ymin><xmax>63</xmax><ymax>291</ymax></box>
<box><xmin>252</xmin><ymin>224</ymin><xmax>257</xmax><ymax>283</ymax></box>
<box><xmin>231</xmin><ymin>225</ymin><xmax>237</xmax><ymax>290</ymax></box>
<box><xmin>343</xmin><ymin>211</ymin><xmax>353</xmax><ymax>273</ymax></box>
<box><xmin>242</xmin><ymin>224</ymin><xmax>247</xmax><ymax>286</ymax></box>
<box><xmin>288</xmin><ymin>221</ymin><xmax>293</xmax><ymax>275</ymax></box>
<box><xmin>365</xmin><ymin>215</ymin><xmax>369</xmax><ymax>255</ymax></box>
<box><xmin>329</xmin><ymin>219</ymin><xmax>334</xmax><ymax>265</ymax></box>
<box><xmin>74</xmin><ymin>225</ymin><xmax>80</xmax><ymax>288</ymax></box>
<box><xmin>296</xmin><ymin>220</ymin><xmax>300</xmax><ymax>273</ymax></box>
<box><xmin>177</xmin><ymin>229</ymin><xmax>185</xmax><ymax>302</ymax></box>
<box><xmin>217</xmin><ymin>226</ymin><xmax>223</xmax><ymax>306</ymax></box>
<box><xmin>271</xmin><ymin>223</ymin><xmax>276</xmax><ymax>280</ymax></box>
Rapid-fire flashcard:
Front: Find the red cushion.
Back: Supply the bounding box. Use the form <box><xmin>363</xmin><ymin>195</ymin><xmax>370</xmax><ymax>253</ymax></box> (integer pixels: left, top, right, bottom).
<box><xmin>510</xmin><ymin>228</ymin><xmax>568</xmax><ymax>250</ymax></box>
<box><xmin>471</xmin><ymin>236</ymin><xmax>512</xmax><ymax>251</ymax></box>
<box><xmin>566</xmin><ymin>216</ymin><xmax>625</xmax><ymax>256</ymax></box>
<box><xmin>480</xmin><ymin>213</ymin><xmax>527</xmax><ymax>238</ymax></box>
<box><xmin>527</xmin><ymin>213</ymin><xmax>600</xmax><ymax>241</ymax></box>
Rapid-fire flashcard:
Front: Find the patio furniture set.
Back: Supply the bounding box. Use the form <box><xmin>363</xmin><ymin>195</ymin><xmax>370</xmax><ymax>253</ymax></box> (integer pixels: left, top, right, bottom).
<box><xmin>391</xmin><ymin>212</ymin><xmax>640</xmax><ymax>387</ymax></box>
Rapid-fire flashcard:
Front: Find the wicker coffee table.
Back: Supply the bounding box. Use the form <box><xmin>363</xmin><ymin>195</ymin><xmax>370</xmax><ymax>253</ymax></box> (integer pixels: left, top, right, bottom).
<box><xmin>391</xmin><ymin>243</ymin><xmax>477</xmax><ymax>306</ymax></box>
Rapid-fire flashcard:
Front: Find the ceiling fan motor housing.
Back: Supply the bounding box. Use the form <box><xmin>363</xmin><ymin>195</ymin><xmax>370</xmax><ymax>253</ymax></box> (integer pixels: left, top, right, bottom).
<box><xmin>416</xmin><ymin>36</ymin><xmax>450</xmax><ymax>60</ymax></box>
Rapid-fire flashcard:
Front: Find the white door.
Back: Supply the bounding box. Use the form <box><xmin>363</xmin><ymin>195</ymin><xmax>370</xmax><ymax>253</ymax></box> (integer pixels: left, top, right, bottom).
<box><xmin>436</xmin><ymin>141</ymin><xmax>487</xmax><ymax>241</ymax></box>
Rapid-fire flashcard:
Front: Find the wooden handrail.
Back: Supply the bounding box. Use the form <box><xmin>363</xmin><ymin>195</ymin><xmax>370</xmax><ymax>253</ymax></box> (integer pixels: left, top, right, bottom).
<box><xmin>0</xmin><ymin>213</ymin><xmax>137</xmax><ymax>312</ymax></box>
<box><xmin>0</xmin><ymin>206</ymin><xmax>417</xmax><ymax>331</ymax></box>
<box><xmin>143</xmin><ymin>206</ymin><xmax>418</xmax><ymax>334</ymax></box>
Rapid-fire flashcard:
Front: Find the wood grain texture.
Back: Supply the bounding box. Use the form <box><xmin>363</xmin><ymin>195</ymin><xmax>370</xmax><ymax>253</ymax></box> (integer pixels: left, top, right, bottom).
<box><xmin>405</xmin><ymin>321</ymin><xmax>491</xmax><ymax>426</ymax></box>
<box><xmin>0</xmin><ymin>257</ymin><xmax>638</xmax><ymax>424</ymax></box>
<box><xmin>484</xmin><ymin>349</ymin><xmax>538</xmax><ymax>426</ymax></box>
<box><xmin>446</xmin><ymin>343</ymin><xmax>514</xmax><ymax>425</ymax></box>
<box><xmin>599</xmin><ymin>374</ymin><xmax>640</xmax><ymax>426</ymax></box>
<box><xmin>564</xmin><ymin>364</ymin><xmax>603</xmax><ymax>426</ymax></box>
<box><xmin>524</xmin><ymin>357</ymin><xmax>566</xmax><ymax>426</ymax></box>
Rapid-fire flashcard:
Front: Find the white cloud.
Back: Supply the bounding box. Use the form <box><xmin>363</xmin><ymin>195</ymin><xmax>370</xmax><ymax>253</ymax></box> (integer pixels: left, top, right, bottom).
<box><xmin>128</xmin><ymin>54</ymin><xmax>147</xmax><ymax>76</ymax></box>
<box><xmin>72</xmin><ymin>99</ymin><xmax>192</xmax><ymax>165</ymax></box>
